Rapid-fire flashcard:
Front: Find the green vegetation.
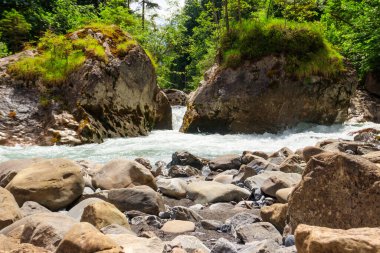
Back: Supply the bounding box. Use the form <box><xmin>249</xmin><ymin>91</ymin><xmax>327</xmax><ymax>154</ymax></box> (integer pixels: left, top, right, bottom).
<box><xmin>0</xmin><ymin>0</ymin><xmax>378</xmax><ymax>89</ymax></box>
<box><xmin>221</xmin><ymin>19</ymin><xmax>344</xmax><ymax>77</ymax></box>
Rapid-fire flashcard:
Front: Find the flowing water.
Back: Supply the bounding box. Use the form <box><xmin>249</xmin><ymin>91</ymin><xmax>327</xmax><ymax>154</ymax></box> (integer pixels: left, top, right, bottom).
<box><xmin>0</xmin><ymin>106</ymin><xmax>379</xmax><ymax>163</ymax></box>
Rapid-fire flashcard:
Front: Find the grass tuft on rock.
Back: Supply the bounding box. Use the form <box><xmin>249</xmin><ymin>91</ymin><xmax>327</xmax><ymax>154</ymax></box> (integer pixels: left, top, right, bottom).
<box><xmin>7</xmin><ymin>24</ymin><xmax>136</xmax><ymax>84</ymax></box>
<box><xmin>221</xmin><ymin>19</ymin><xmax>344</xmax><ymax>78</ymax></box>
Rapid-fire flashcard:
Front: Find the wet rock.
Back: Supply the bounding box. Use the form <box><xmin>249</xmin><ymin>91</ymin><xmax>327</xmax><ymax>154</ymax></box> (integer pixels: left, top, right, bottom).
<box><xmin>20</xmin><ymin>201</ymin><xmax>51</xmax><ymax>217</ymax></box>
<box><xmin>55</xmin><ymin>222</ymin><xmax>122</xmax><ymax>253</ymax></box>
<box><xmin>92</xmin><ymin>159</ymin><xmax>157</xmax><ymax>190</ymax></box>
<box><xmin>80</xmin><ymin>201</ymin><xmax>130</xmax><ymax>230</ymax></box>
<box><xmin>260</xmin><ymin>203</ymin><xmax>288</xmax><ymax>233</ymax></box>
<box><xmin>288</xmin><ymin>152</ymin><xmax>380</xmax><ymax>230</ymax></box>
<box><xmin>236</xmin><ymin>222</ymin><xmax>282</xmax><ymax>244</ymax></box>
<box><xmin>161</xmin><ymin>220</ymin><xmax>195</xmax><ymax>233</ymax></box>
<box><xmin>186</xmin><ymin>181</ymin><xmax>250</xmax><ymax>204</ymax></box>
<box><xmin>154</xmin><ymin>90</ymin><xmax>173</xmax><ymax>130</ymax></box>
<box><xmin>284</xmin><ymin>235</ymin><xmax>295</xmax><ymax>247</ymax></box>
<box><xmin>108</xmin><ymin>185</ymin><xmax>165</xmax><ymax>215</ymax></box>
<box><xmin>0</xmin><ymin>28</ymin><xmax>169</xmax><ymax>146</ymax></box>
<box><xmin>164</xmin><ymin>89</ymin><xmax>188</xmax><ymax>106</ymax></box>
<box><xmin>181</xmin><ymin>56</ymin><xmax>356</xmax><ymax>134</ymax></box>
<box><xmin>5</xmin><ymin>158</ymin><xmax>84</xmax><ymax>211</ymax></box>
<box><xmin>209</xmin><ymin>154</ymin><xmax>241</xmax><ymax>171</ymax></box>
<box><xmin>168</xmin><ymin>165</ymin><xmax>200</xmax><ymax>178</ymax></box>
<box><xmin>170</xmin><ymin>151</ymin><xmax>206</xmax><ymax>170</ymax></box>
<box><xmin>157</xmin><ymin>178</ymin><xmax>188</xmax><ymax>199</ymax></box>
<box><xmin>0</xmin><ymin>187</ymin><xmax>22</xmax><ymax>229</ymax></box>
<box><xmin>295</xmin><ymin>224</ymin><xmax>380</xmax><ymax>253</ymax></box>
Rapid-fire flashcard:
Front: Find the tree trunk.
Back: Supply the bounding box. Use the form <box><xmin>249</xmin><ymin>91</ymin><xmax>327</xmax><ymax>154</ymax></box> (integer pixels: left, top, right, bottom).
<box><xmin>142</xmin><ymin>0</ymin><xmax>145</xmax><ymax>30</ymax></box>
<box><xmin>224</xmin><ymin>0</ymin><xmax>229</xmax><ymax>32</ymax></box>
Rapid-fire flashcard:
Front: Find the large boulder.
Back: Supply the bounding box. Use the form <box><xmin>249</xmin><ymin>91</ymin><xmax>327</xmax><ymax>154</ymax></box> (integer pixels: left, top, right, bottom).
<box><xmin>0</xmin><ymin>158</ymin><xmax>42</xmax><ymax>187</ymax></box>
<box><xmin>80</xmin><ymin>201</ymin><xmax>130</xmax><ymax>230</ymax></box>
<box><xmin>67</xmin><ymin>198</ymin><xmax>106</xmax><ymax>220</ymax></box>
<box><xmin>180</xmin><ymin>56</ymin><xmax>356</xmax><ymax>134</ymax></box>
<box><xmin>186</xmin><ymin>181</ymin><xmax>250</xmax><ymax>204</ymax></box>
<box><xmin>0</xmin><ymin>213</ymin><xmax>78</xmax><ymax>251</ymax></box>
<box><xmin>295</xmin><ymin>224</ymin><xmax>380</xmax><ymax>253</ymax></box>
<box><xmin>108</xmin><ymin>185</ymin><xmax>165</xmax><ymax>215</ymax></box>
<box><xmin>164</xmin><ymin>89</ymin><xmax>188</xmax><ymax>106</ymax></box>
<box><xmin>92</xmin><ymin>159</ymin><xmax>156</xmax><ymax>190</ymax></box>
<box><xmin>154</xmin><ymin>90</ymin><xmax>173</xmax><ymax>130</ymax></box>
<box><xmin>169</xmin><ymin>151</ymin><xmax>207</xmax><ymax>169</ymax></box>
<box><xmin>235</xmin><ymin>222</ymin><xmax>282</xmax><ymax>244</ymax></box>
<box><xmin>288</xmin><ymin>152</ymin><xmax>380</xmax><ymax>231</ymax></box>
<box><xmin>209</xmin><ymin>154</ymin><xmax>242</xmax><ymax>171</ymax></box>
<box><xmin>244</xmin><ymin>171</ymin><xmax>301</xmax><ymax>191</ymax></box>
<box><xmin>157</xmin><ymin>178</ymin><xmax>188</xmax><ymax>199</ymax></box>
<box><xmin>5</xmin><ymin>158</ymin><xmax>84</xmax><ymax>211</ymax></box>
<box><xmin>0</xmin><ymin>234</ymin><xmax>51</xmax><ymax>253</ymax></box>
<box><xmin>0</xmin><ymin>26</ymin><xmax>171</xmax><ymax>146</ymax></box>
<box><xmin>0</xmin><ymin>187</ymin><xmax>22</xmax><ymax>229</ymax></box>
<box><xmin>55</xmin><ymin>222</ymin><xmax>122</xmax><ymax>253</ymax></box>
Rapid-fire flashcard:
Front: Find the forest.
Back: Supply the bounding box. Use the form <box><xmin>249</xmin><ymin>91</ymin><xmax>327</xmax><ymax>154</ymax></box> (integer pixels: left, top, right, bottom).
<box><xmin>0</xmin><ymin>0</ymin><xmax>378</xmax><ymax>91</ymax></box>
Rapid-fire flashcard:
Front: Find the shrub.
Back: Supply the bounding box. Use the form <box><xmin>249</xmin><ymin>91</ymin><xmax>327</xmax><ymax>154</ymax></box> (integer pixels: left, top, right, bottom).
<box><xmin>220</xmin><ymin>19</ymin><xmax>344</xmax><ymax>78</ymax></box>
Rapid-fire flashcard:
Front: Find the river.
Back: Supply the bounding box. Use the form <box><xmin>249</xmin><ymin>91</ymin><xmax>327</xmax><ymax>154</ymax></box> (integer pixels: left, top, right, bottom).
<box><xmin>0</xmin><ymin>106</ymin><xmax>379</xmax><ymax>163</ymax></box>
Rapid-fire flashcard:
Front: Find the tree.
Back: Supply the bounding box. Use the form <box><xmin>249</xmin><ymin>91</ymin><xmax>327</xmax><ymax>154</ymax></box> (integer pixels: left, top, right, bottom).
<box><xmin>323</xmin><ymin>0</ymin><xmax>380</xmax><ymax>77</ymax></box>
<box><xmin>0</xmin><ymin>9</ymin><xmax>32</xmax><ymax>52</ymax></box>
<box><xmin>140</xmin><ymin>0</ymin><xmax>159</xmax><ymax>30</ymax></box>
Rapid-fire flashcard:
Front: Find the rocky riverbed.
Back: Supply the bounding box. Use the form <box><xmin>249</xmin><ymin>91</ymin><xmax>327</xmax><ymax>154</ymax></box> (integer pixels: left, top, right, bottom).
<box><xmin>0</xmin><ymin>129</ymin><xmax>379</xmax><ymax>253</ymax></box>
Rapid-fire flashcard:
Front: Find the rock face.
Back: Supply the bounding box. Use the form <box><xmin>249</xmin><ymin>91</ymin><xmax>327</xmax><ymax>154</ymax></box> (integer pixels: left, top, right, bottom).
<box><xmin>0</xmin><ymin>26</ymin><xmax>171</xmax><ymax>146</ymax></box>
<box><xmin>92</xmin><ymin>159</ymin><xmax>157</xmax><ymax>190</ymax></box>
<box><xmin>181</xmin><ymin>56</ymin><xmax>357</xmax><ymax>134</ymax></box>
<box><xmin>288</xmin><ymin>152</ymin><xmax>380</xmax><ymax>231</ymax></box>
<box><xmin>347</xmin><ymin>89</ymin><xmax>380</xmax><ymax>123</ymax></box>
<box><xmin>6</xmin><ymin>158</ymin><xmax>85</xmax><ymax>211</ymax></box>
<box><xmin>0</xmin><ymin>187</ymin><xmax>22</xmax><ymax>229</ymax></box>
<box><xmin>295</xmin><ymin>224</ymin><xmax>380</xmax><ymax>253</ymax></box>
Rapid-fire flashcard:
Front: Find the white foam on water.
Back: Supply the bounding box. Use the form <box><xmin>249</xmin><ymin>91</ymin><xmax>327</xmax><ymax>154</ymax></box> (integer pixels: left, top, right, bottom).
<box><xmin>0</xmin><ymin>106</ymin><xmax>379</xmax><ymax>164</ymax></box>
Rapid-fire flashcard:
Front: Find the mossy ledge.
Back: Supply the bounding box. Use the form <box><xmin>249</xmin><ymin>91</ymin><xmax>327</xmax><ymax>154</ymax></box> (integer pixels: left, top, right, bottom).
<box><xmin>220</xmin><ymin>19</ymin><xmax>344</xmax><ymax>79</ymax></box>
<box><xmin>7</xmin><ymin>24</ymin><xmax>140</xmax><ymax>85</ymax></box>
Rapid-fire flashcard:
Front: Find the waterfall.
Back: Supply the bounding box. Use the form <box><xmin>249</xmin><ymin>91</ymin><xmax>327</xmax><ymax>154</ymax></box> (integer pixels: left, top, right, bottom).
<box><xmin>172</xmin><ymin>106</ymin><xmax>187</xmax><ymax>131</ymax></box>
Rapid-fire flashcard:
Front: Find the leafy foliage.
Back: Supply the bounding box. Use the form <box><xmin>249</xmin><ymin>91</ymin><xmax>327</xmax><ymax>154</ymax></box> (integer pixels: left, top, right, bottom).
<box><xmin>0</xmin><ymin>9</ymin><xmax>32</xmax><ymax>52</ymax></box>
